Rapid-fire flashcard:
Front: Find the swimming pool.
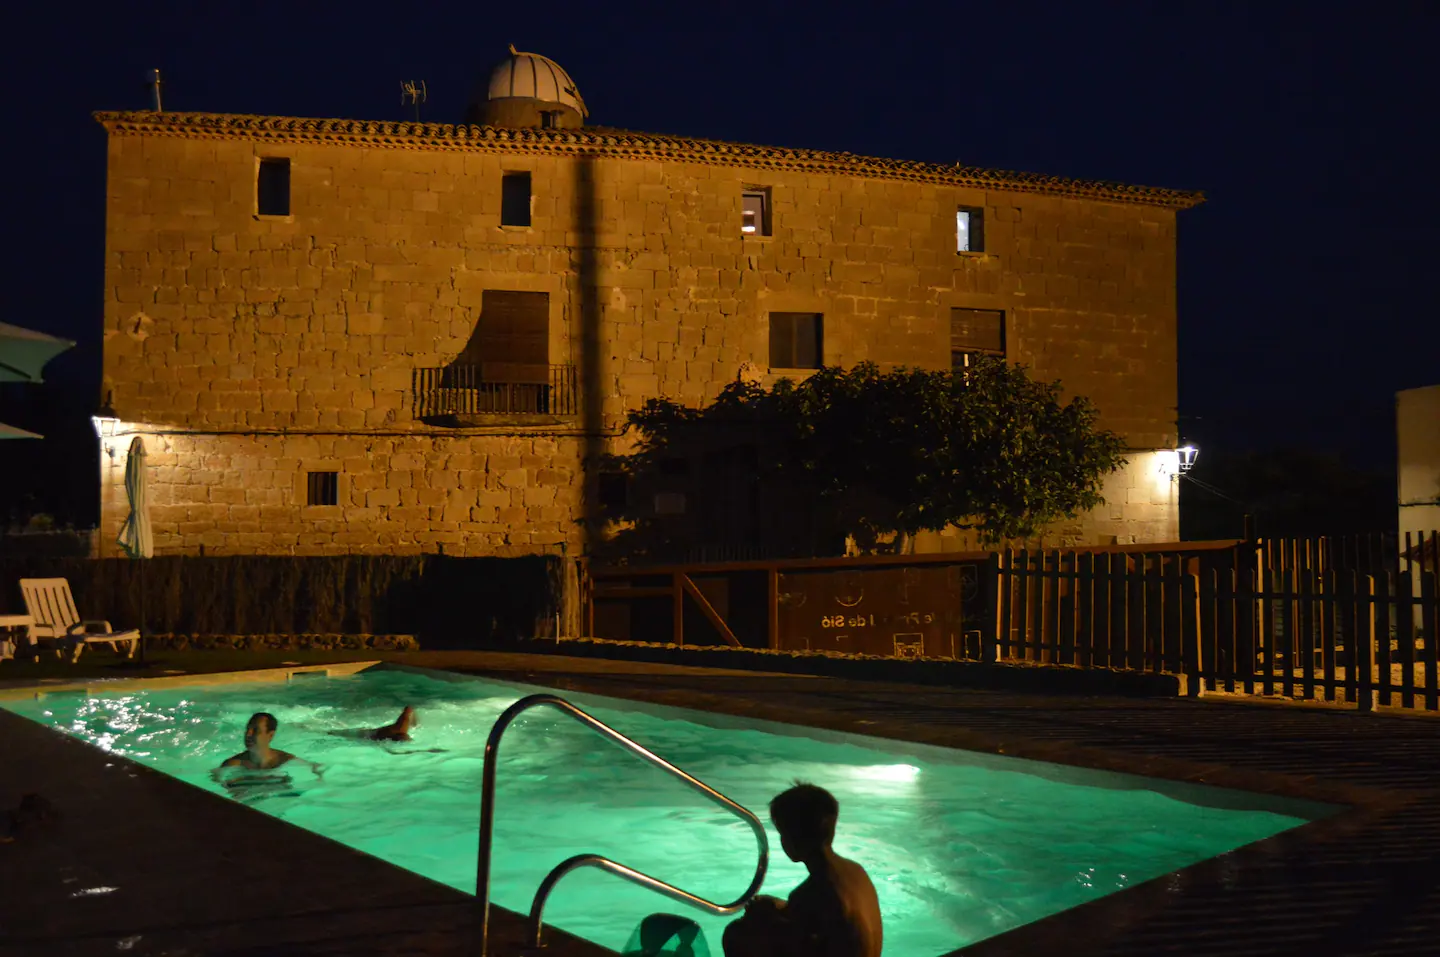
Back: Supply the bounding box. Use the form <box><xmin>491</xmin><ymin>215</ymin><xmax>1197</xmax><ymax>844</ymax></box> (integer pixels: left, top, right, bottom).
<box><xmin>3</xmin><ymin>666</ymin><xmax>1331</xmax><ymax>955</ymax></box>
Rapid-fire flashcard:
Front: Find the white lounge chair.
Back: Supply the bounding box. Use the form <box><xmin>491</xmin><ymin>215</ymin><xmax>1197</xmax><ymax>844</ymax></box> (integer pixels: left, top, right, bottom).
<box><xmin>19</xmin><ymin>578</ymin><xmax>140</xmax><ymax>662</ymax></box>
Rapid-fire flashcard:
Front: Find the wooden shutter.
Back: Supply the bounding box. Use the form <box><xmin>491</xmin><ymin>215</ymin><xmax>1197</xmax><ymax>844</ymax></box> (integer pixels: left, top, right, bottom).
<box><xmin>950</xmin><ymin>308</ymin><xmax>1005</xmax><ymax>354</ymax></box>
<box><xmin>467</xmin><ymin>290</ymin><xmax>549</xmax><ymax>383</ymax></box>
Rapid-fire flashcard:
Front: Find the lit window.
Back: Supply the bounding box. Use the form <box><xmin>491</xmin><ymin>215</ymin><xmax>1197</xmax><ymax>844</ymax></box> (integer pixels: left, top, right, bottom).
<box><xmin>742</xmin><ymin>189</ymin><xmax>771</xmax><ymax>236</ymax></box>
<box><xmin>501</xmin><ymin>172</ymin><xmax>532</xmax><ymax>227</ymax></box>
<box><xmin>769</xmin><ymin>313</ymin><xmax>823</xmax><ymax>369</ymax></box>
<box><xmin>956</xmin><ymin>206</ymin><xmax>985</xmax><ymax>253</ymax></box>
<box><xmin>306</xmin><ymin>471</ymin><xmax>339</xmax><ymax>506</ymax></box>
<box><xmin>257</xmin><ymin>158</ymin><xmax>291</xmax><ymax>217</ymax></box>
<box><xmin>951</xmin><ymin>307</ymin><xmax>1004</xmax><ymax>371</ymax></box>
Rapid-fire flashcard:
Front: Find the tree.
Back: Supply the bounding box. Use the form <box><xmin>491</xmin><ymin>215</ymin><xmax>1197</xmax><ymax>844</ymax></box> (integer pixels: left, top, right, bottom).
<box><xmin>609</xmin><ymin>358</ymin><xmax>1126</xmax><ymax>556</ymax></box>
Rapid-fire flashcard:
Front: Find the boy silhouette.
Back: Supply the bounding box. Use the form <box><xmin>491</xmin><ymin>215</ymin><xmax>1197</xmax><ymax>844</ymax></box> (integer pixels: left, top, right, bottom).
<box><xmin>724</xmin><ymin>783</ymin><xmax>882</xmax><ymax>957</ymax></box>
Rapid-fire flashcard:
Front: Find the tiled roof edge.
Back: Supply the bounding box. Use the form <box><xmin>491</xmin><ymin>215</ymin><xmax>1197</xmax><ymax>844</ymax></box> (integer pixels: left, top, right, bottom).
<box><xmin>93</xmin><ymin>111</ymin><xmax>1206</xmax><ymax>209</ymax></box>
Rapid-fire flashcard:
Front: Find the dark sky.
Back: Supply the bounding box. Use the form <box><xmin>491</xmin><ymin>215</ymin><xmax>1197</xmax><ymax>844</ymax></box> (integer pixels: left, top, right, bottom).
<box><xmin>6</xmin><ymin>1</ymin><xmax>1436</xmax><ymax>470</ymax></box>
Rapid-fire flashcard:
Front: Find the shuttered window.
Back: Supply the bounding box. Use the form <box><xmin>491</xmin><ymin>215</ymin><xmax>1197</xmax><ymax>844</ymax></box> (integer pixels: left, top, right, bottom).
<box><xmin>460</xmin><ymin>290</ymin><xmax>550</xmax><ymax>383</ymax></box>
<box><xmin>951</xmin><ymin>307</ymin><xmax>1005</xmax><ymax>371</ymax></box>
<box><xmin>769</xmin><ymin>313</ymin><xmax>823</xmax><ymax>370</ymax></box>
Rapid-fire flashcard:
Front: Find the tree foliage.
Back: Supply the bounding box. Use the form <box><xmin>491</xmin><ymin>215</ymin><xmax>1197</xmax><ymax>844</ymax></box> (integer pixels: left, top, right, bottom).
<box><xmin>612</xmin><ymin>359</ymin><xmax>1127</xmax><ymax>552</ymax></box>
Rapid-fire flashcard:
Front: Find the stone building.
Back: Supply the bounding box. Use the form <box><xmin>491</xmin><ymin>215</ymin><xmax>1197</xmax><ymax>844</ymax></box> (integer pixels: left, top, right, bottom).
<box><xmin>94</xmin><ymin>48</ymin><xmax>1203</xmax><ymax>561</ymax></box>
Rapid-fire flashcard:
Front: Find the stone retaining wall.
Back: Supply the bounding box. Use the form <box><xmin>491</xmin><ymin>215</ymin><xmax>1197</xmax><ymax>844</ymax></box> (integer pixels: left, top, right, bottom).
<box><xmin>146</xmin><ymin>633</ymin><xmax>419</xmax><ymax>651</ymax></box>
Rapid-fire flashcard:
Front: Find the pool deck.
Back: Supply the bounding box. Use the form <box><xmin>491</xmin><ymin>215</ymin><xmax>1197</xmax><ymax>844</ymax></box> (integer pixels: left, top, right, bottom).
<box><xmin>3</xmin><ymin>650</ymin><xmax>1440</xmax><ymax>955</ymax></box>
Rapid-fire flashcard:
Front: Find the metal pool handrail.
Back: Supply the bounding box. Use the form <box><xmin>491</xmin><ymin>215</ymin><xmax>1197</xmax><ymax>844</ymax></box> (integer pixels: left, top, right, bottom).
<box><xmin>476</xmin><ymin>693</ymin><xmax>769</xmax><ymax>955</ymax></box>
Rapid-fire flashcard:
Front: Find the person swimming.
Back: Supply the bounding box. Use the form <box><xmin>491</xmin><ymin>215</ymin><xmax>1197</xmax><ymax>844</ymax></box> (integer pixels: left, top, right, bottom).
<box><xmin>213</xmin><ymin>712</ymin><xmax>322</xmax><ymax>796</ymax></box>
<box><xmin>369</xmin><ymin>706</ymin><xmax>417</xmax><ymax>742</ymax></box>
<box><xmin>327</xmin><ymin>706</ymin><xmax>443</xmax><ymax>752</ymax></box>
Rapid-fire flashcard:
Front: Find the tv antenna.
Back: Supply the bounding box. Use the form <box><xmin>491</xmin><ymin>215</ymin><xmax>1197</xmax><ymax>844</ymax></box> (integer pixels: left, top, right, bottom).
<box><xmin>400</xmin><ymin>80</ymin><xmax>427</xmax><ymax>122</ymax></box>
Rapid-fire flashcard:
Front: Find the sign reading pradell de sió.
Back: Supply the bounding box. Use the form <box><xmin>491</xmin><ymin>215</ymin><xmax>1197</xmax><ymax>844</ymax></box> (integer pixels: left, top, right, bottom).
<box><xmin>775</xmin><ymin>562</ymin><xmax>990</xmax><ymax>659</ymax></box>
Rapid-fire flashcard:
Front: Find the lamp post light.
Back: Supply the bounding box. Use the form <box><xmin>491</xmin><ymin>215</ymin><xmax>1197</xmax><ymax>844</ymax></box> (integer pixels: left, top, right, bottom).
<box><xmin>1176</xmin><ymin>444</ymin><xmax>1199</xmax><ymax>473</ymax></box>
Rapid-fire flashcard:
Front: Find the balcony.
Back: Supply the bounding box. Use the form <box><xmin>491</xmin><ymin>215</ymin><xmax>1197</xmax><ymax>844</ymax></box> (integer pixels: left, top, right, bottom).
<box><xmin>412</xmin><ymin>364</ymin><xmax>578</xmax><ymax>421</ymax></box>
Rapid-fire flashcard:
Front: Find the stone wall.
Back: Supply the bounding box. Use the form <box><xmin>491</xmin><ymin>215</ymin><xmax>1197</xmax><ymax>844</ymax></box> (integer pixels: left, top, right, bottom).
<box><xmin>100</xmin><ymin>431</ymin><xmax>584</xmax><ymax>556</ymax></box>
<box><xmin>98</xmin><ymin>114</ymin><xmax>1184</xmax><ymax>556</ymax></box>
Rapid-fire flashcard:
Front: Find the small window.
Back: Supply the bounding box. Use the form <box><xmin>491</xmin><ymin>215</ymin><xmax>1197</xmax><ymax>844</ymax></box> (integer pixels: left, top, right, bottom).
<box><xmin>597</xmin><ymin>472</ymin><xmax>628</xmax><ymax>510</ymax></box>
<box><xmin>501</xmin><ymin>172</ymin><xmax>532</xmax><ymax>227</ymax></box>
<box><xmin>306</xmin><ymin>471</ymin><xmax>339</xmax><ymax>506</ymax></box>
<box><xmin>769</xmin><ymin>312</ymin><xmax>823</xmax><ymax>370</ymax></box>
<box><xmin>951</xmin><ymin>307</ymin><xmax>1005</xmax><ymax>371</ymax></box>
<box><xmin>257</xmin><ymin>158</ymin><xmax>291</xmax><ymax>217</ymax></box>
<box><xmin>539</xmin><ymin>110</ymin><xmax>560</xmax><ymax>129</ymax></box>
<box><xmin>742</xmin><ymin>189</ymin><xmax>771</xmax><ymax>236</ymax></box>
<box><xmin>956</xmin><ymin>205</ymin><xmax>985</xmax><ymax>253</ymax></box>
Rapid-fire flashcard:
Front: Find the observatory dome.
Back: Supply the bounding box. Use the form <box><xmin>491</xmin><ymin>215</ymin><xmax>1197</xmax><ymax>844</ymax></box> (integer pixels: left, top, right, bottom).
<box><xmin>467</xmin><ymin>46</ymin><xmax>588</xmax><ymax>129</ymax></box>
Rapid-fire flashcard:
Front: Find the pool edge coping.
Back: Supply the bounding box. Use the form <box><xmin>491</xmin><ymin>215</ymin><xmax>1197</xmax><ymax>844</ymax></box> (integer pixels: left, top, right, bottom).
<box><xmin>0</xmin><ymin>660</ymin><xmax>381</xmax><ymax>701</ymax></box>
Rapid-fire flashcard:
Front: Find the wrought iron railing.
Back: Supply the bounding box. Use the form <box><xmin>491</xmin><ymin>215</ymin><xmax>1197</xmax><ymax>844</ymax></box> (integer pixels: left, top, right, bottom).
<box><xmin>411</xmin><ymin>364</ymin><xmax>578</xmax><ymax>417</ymax></box>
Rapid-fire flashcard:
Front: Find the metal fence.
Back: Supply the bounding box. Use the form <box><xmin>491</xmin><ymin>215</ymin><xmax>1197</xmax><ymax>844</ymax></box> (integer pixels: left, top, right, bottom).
<box><xmin>411</xmin><ymin>364</ymin><xmax>578</xmax><ymax>417</ymax></box>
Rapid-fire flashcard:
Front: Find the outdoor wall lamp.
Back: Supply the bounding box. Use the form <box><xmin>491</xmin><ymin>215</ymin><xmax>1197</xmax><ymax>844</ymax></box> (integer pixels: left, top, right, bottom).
<box><xmin>1176</xmin><ymin>444</ymin><xmax>1199</xmax><ymax>472</ymax></box>
<box><xmin>91</xmin><ymin>415</ymin><xmax>118</xmax><ymax>439</ymax></box>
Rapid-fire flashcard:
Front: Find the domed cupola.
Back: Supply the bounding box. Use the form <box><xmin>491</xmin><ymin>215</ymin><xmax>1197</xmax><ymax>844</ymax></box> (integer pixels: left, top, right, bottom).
<box><xmin>466</xmin><ymin>45</ymin><xmax>588</xmax><ymax>129</ymax></box>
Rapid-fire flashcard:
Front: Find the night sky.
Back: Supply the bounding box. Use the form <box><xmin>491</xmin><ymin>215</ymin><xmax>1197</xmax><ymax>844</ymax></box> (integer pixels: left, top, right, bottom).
<box><xmin>4</xmin><ymin>2</ymin><xmax>1436</xmax><ymax>478</ymax></box>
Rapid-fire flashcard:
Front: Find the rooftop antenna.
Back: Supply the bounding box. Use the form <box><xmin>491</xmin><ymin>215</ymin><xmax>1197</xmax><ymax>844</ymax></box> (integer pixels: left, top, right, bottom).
<box><xmin>400</xmin><ymin>80</ymin><xmax>426</xmax><ymax>122</ymax></box>
<box><xmin>147</xmin><ymin>68</ymin><xmax>163</xmax><ymax>112</ymax></box>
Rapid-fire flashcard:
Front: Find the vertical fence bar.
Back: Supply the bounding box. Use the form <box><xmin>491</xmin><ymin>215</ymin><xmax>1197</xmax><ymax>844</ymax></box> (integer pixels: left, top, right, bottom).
<box><xmin>1398</xmin><ymin>570</ymin><xmax>1415</xmax><ymax>710</ymax></box>
<box><xmin>1038</xmin><ymin>550</ymin><xmax>1052</xmax><ymax>664</ymax></box>
<box><xmin>671</xmin><ymin>573</ymin><xmax>685</xmax><ymax>647</ymax></box>
<box><xmin>1321</xmin><ymin>569</ymin><xmax>1337</xmax><ymax>702</ymax></box>
<box><xmin>1422</xmin><ymin>567</ymin><xmax>1438</xmax><ymax>711</ymax></box>
<box><xmin>1184</xmin><ymin>571</ymin><xmax>1202</xmax><ymax>696</ymax></box>
<box><xmin>1011</xmin><ymin>549</ymin><xmax>1024</xmax><ymax>660</ymax></box>
<box><xmin>997</xmin><ymin>550</ymin><xmax>1013</xmax><ymax>660</ymax></box>
<box><xmin>1240</xmin><ymin>557</ymin><xmax>1257</xmax><ymax>695</ymax></box>
<box><xmin>1281</xmin><ymin>541</ymin><xmax>1297</xmax><ymax>698</ymax></box>
<box><xmin>1357</xmin><ymin>573</ymin><xmax>1375</xmax><ymax>712</ymax></box>
<box><xmin>1094</xmin><ymin>552</ymin><xmax>1111</xmax><ymax>668</ymax></box>
<box><xmin>1077</xmin><ymin>552</ymin><xmax>1094</xmax><ymax>668</ymax></box>
<box><xmin>1377</xmin><ymin>570</ymin><xmax>1393</xmax><ymax>708</ymax></box>
<box><xmin>1062</xmin><ymin>552</ymin><xmax>1078</xmax><ymax>667</ymax></box>
<box><xmin>1127</xmin><ymin>555</ymin><xmax>1144</xmax><ymax>671</ymax></box>
<box><xmin>1202</xmin><ymin>569</ymin><xmax>1220</xmax><ymax>692</ymax></box>
<box><xmin>1299</xmin><ymin>543</ymin><xmax>1315</xmax><ymax>701</ymax></box>
<box><xmin>1162</xmin><ymin>558</ymin><xmax>1181</xmax><ymax>675</ymax></box>
<box><xmin>1260</xmin><ymin>562</ymin><xmax>1275</xmax><ymax>696</ymax></box>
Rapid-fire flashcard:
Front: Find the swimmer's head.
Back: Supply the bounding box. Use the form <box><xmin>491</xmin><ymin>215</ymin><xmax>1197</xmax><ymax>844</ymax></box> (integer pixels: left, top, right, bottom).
<box><xmin>245</xmin><ymin>712</ymin><xmax>278</xmax><ymax>750</ymax></box>
<box><xmin>769</xmin><ymin>782</ymin><xmax>838</xmax><ymax>862</ymax></box>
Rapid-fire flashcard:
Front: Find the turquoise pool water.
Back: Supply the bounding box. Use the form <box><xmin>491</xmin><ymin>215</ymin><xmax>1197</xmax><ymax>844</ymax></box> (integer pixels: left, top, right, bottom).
<box><xmin>4</xmin><ymin>667</ymin><xmax>1326</xmax><ymax>955</ymax></box>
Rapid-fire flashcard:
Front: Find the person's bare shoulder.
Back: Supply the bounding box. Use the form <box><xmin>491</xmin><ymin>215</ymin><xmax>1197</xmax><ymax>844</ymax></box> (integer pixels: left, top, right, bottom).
<box><xmin>219</xmin><ymin>754</ymin><xmax>247</xmax><ymax>768</ymax></box>
<box><xmin>273</xmin><ymin>750</ymin><xmax>297</xmax><ymax>766</ymax></box>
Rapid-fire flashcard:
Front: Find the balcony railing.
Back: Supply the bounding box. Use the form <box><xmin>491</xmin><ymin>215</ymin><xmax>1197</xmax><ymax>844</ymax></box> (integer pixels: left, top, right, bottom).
<box><xmin>412</xmin><ymin>364</ymin><xmax>578</xmax><ymax>418</ymax></box>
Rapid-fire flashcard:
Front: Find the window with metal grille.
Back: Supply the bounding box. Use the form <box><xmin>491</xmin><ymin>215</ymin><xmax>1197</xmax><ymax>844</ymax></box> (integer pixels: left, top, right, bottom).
<box><xmin>306</xmin><ymin>471</ymin><xmax>338</xmax><ymax>506</ymax></box>
<box><xmin>742</xmin><ymin>188</ymin><xmax>771</xmax><ymax>236</ymax></box>
<box><xmin>257</xmin><ymin>158</ymin><xmax>291</xmax><ymax>217</ymax></box>
<box><xmin>501</xmin><ymin>172</ymin><xmax>532</xmax><ymax>227</ymax></box>
<box><xmin>951</xmin><ymin>307</ymin><xmax>1005</xmax><ymax>371</ymax></box>
<box><xmin>769</xmin><ymin>312</ymin><xmax>823</xmax><ymax>370</ymax></box>
<box><xmin>956</xmin><ymin>205</ymin><xmax>985</xmax><ymax>253</ymax></box>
